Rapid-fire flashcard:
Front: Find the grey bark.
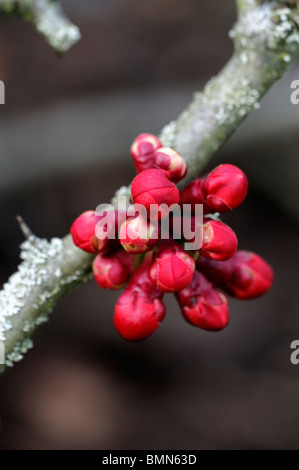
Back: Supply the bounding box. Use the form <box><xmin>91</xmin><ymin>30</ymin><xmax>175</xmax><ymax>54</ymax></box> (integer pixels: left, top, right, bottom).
<box><xmin>0</xmin><ymin>0</ymin><xmax>81</xmax><ymax>53</ymax></box>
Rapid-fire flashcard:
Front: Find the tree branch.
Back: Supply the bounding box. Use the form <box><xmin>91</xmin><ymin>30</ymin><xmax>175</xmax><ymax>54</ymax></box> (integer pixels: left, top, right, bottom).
<box><xmin>0</xmin><ymin>0</ymin><xmax>81</xmax><ymax>54</ymax></box>
<box><xmin>1</xmin><ymin>0</ymin><xmax>299</xmax><ymax>370</ymax></box>
<box><xmin>160</xmin><ymin>0</ymin><xmax>299</xmax><ymax>183</ymax></box>
<box><xmin>0</xmin><ymin>235</ymin><xmax>93</xmax><ymax>371</ymax></box>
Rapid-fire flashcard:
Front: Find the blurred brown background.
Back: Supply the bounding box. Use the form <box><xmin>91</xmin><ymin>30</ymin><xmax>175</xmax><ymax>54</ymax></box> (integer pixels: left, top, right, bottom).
<box><xmin>0</xmin><ymin>0</ymin><xmax>298</xmax><ymax>450</ymax></box>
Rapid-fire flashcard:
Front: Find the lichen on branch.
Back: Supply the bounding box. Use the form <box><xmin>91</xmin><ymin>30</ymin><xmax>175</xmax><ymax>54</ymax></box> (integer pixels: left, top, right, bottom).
<box><xmin>160</xmin><ymin>1</ymin><xmax>299</xmax><ymax>183</ymax></box>
<box><xmin>1</xmin><ymin>0</ymin><xmax>299</xmax><ymax>370</ymax></box>
<box><xmin>0</xmin><ymin>0</ymin><xmax>81</xmax><ymax>53</ymax></box>
<box><xmin>0</xmin><ymin>235</ymin><xmax>93</xmax><ymax>372</ymax></box>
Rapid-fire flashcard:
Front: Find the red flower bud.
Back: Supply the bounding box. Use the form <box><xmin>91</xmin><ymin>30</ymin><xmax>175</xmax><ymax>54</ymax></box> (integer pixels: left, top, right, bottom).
<box><xmin>131</xmin><ymin>133</ymin><xmax>162</xmax><ymax>173</ymax></box>
<box><xmin>176</xmin><ymin>270</ymin><xmax>229</xmax><ymax>331</ymax></box>
<box><xmin>114</xmin><ymin>256</ymin><xmax>166</xmax><ymax>341</ymax></box>
<box><xmin>70</xmin><ymin>211</ymin><xmax>103</xmax><ymax>254</ymax></box>
<box><xmin>200</xmin><ymin>220</ymin><xmax>238</xmax><ymax>261</ymax></box>
<box><xmin>94</xmin><ymin>209</ymin><xmax>125</xmax><ymax>253</ymax></box>
<box><xmin>179</xmin><ymin>178</ymin><xmax>208</xmax><ymax>212</ymax></box>
<box><xmin>71</xmin><ymin>210</ymin><xmax>124</xmax><ymax>254</ymax></box>
<box><xmin>93</xmin><ymin>249</ymin><xmax>138</xmax><ymax>290</ymax></box>
<box><xmin>131</xmin><ymin>169</ymin><xmax>179</xmax><ymax>220</ymax></box>
<box><xmin>154</xmin><ymin>147</ymin><xmax>187</xmax><ymax>183</ymax></box>
<box><xmin>197</xmin><ymin>250</ymin><xmax>274</xmax><ymax>300</ymax></box>
<box><xmin>196</xmin><ymin>256</ymin><xmax>232</xmax><ymax>287</ymax></box>
<box><xmin>204</xmin><ymin>164</ymin><xmax>248</xmax><ymax>213</ymax></box>
<box><xmin>149</xmin><ymin>241</ymin><xmax>195</xmax><ymax>293</ymax></box>
<box><xmin>119</xmin><ymin>215</ymin><xmax>159</xmax><ymax>254</ymax></box>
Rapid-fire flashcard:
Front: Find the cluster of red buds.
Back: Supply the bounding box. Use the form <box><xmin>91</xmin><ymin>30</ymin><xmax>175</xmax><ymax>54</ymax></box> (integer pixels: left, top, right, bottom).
<box><xmin>70</xmin><ymin>133</ymin><xmax>274</xmax><ymax>341</ymax></box>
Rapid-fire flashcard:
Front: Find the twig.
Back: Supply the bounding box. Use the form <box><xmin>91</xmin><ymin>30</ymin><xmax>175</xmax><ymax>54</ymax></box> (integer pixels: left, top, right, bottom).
<box><xmin>16</xmin><ymin>216</ymin><xmax>33</xmax><ymax>239</ymax></box>
<box><xmin>0</xmin><ymin>0</ymin><xmax>81</xmax><ymax>54</ymax></box>
<box><xmin>161</xmin><ymin>1</ymin><xmax>299</xmax><ymax>184</ymax></box>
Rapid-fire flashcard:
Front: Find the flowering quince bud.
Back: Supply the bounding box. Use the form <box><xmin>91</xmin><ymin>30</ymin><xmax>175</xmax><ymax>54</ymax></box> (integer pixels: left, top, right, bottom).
<box><xmin>197</xmin><ymin>250</ymin><xmax>274</xmax><ymax>300</ymax></box>
<box><xmin>179</xmin><ymin>178</ymin><xmax>210</xmax><ymax>214</ymax></box>
<box><xmin>154</xmin><ymin>147</ymin><xmax>187</xmax><ymax>183</ymax></box>
<box><xmin>149</xmin><ymin>241</ymin><xmax>195</xmax><ymax>293</ymax></box>
<box><xmin>72</xmin><ymin>138</ymin><xmax>271</xmax><ymax>339</ymax></box>
<box><xmin>94</xmin><ymin>209</ymin><xmax>125</xmax><ymax>253</ymax></box>
<box><xmin>131</xmin><ymin>169</ymin><xmax>179</xmax><ymax>220</ymax></box>
<box><xmin>93</xmin><ymin>249</ymin><xmax>138</xmax><ymax>290</ymax></box>
<box><xmin>196</xmin><ymin>255</ymin><xmax>232</xmax><ymax>287</ymax></box>
<box><xmin>70</xmin><ymin>211</ymin><xmax>105</xmax><ymax>254</ymax></box>
<box><xmin>131</xmin><ymin>133</ymin><xmax>162</xmax><ymax>173</ymax></box>
<box><xmin>179</xmin><ymin>178</ymin><xmax>205</xmax><ymax>205</ymax></box>
<box><xmin>204</xmin><ymin>164</ymin><xmax>248</xmax><ymax>213</ymax></box>
<box><xmin>176</xmin><ymin>270</ymin><xmax>229</xmax><ymax>331</ymax></box>
<box><xmin>200</xmin><ymin>219</ymin><xmax>238</xmax><ymax>261</ymax></box>
<box><xmin>114</xmin><ymin>255</ymin><xmax>166</xmax><ymax>341</ymax></box>
<box><xmin>71</xmin><ymin>210</ymin><xmax>125</xmax><ymax>254</ymax></box>
<box><xmin>119</xmin><ymin>215</ymin><xmax>159</xmax><ymax>254</ymax></box>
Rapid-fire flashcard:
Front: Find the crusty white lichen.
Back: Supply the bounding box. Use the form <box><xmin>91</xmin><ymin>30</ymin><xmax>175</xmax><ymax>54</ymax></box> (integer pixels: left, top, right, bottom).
<box><xmin>160</xmin><ymin>121</ymin><xmax>178</xmax><ymax>148</ymax></box>
<box><xmin>34</xmin><ymin>0</ymin><xmax>81</xmax><ymax>53</ymax></box>
<box><xmin>232</xmin><ymin>4</ymin><xmax>299</xmax><ymax>53</ymax></box>
<box><xmin>0</xmin><ymin>235</ymin><xmax>92</xmax><ymax>367</ymax></box>
<box><xmin>0</xmin><ymin>236</ymin><xmax>63</xmax><ymax>343</ymax></box>
<box><xmin>0</xmin><ymin>0</ymin><xmax>81</xmax><ymax>54</ymax></box>
<box><xmin>5</xmin><ymin>338</ymin><xmax>33</xmax><ymax>367</ymax></box>
<box><xmin>161</xmin><ymin>2</ymin><xmax>299</xmax><ymax>186</ymax></box>
<box><xmin>110</xmin><ymin>186</ymin><xmax>132</xmax><ymax>208</ymax></box>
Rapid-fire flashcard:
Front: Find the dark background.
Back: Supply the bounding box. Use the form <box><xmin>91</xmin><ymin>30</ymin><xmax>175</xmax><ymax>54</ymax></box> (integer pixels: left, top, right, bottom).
<box><xmin>0</xmin><ymin>0</ymin><xmax>298</xmax><ymax>450</ymax></box>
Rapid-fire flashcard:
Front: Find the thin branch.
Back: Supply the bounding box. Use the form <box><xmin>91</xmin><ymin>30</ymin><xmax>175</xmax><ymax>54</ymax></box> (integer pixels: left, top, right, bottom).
<box><xmin>0</xmin><ymin>235</ymin><xmax>93</xmax><ymax>371</ymax></box>
<box><xmin>0</xmin><ymin>0</ymin><xmax>81</xmax><ymax>54</ymax></box>
<box><xmin>1</xmin><ymin>0</ymin><xmax>299</xmax><ymax>370</ymax></box>
<box><xmin>16</xmin><ymin>216</ymin><xmax>33</xmax><ymax>239</ymax></box>
<box><xmin>161</xmin><ymin>1</ymin><xmax>299</xmax><ymax>183</ymax></box>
